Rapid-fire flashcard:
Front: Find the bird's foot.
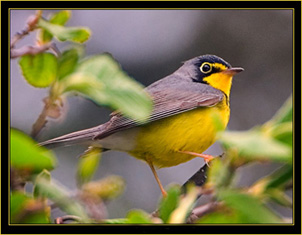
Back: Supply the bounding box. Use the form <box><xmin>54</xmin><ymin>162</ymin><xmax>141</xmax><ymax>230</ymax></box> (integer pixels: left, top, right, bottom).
<box><xmin>177</xmin><ymin>150</ymin><xmax>216</xmax><ymax>166</ymax></box>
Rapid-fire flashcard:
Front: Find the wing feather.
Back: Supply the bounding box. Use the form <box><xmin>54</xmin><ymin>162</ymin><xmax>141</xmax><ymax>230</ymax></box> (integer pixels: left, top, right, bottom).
<box><xmin>94</xmin><ymin>82</ymin><xmax>224</xmax><ymax>140</ymax></box>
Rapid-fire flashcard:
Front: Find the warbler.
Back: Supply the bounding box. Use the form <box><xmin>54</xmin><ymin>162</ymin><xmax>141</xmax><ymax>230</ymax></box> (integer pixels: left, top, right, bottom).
<box><xmin>40</xmin><ymin>55</ymin><xmax>243</xmax><ymax>197</ymax></box>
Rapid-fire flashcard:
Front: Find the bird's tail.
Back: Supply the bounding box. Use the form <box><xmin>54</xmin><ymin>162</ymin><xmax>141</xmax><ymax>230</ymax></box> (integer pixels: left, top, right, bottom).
<box><xmin>39</xmin><ymin>125</ymin><xmax>105</xmax><ymax>149</ymax></box>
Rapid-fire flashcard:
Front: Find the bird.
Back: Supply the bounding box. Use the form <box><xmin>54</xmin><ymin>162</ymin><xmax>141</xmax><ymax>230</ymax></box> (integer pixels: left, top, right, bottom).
<box><xmin>40</xmin><ymin>54</ymin><xmax>244</xmax><ymax>197</ymax></box>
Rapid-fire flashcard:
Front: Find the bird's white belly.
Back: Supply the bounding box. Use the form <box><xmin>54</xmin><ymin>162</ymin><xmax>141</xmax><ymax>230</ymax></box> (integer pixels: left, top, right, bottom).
<box><xmin>96</xmin><ymin>127</ymin><xmax>139</xmax><ymax>151</ymax></box>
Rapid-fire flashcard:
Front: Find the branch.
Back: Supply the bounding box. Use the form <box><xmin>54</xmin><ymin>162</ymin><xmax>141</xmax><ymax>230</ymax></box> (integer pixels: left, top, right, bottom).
<box><xmin>187</xmin><ymin>201</ymin><xmax>220</xmax><ymax>223</ymax></box>
<box><xmin>10</xmin><ymin>29</ymin><xmax>30</xmax><ymax>49</ymax></box>
<box><xmin>10</xmin><ymin>43</ymin><xmax>53</xmax><ymax>59</ymax></box>
<box><xmin>31</xmin><ymin>97</ymin><xmax>63</xmax><ymax>138</ymax></box>
<box><xmin>181</xmin><ymin>163</ymin><xmax>208</xmax><ymax>196</ymax></box>
<box><xmin>10</xmin><ymin>11</ymin><xmax>42</xmax><ymax>49</ymax></box>
<box><xmin>10</xmin><ymin>11</ymin><xmax>55</xmax><ymax>59</ymax></box>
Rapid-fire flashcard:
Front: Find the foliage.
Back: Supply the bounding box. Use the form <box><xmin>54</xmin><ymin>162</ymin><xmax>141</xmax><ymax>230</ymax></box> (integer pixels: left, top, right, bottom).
<box><xmin>10</xmin><ymin>10</ymin><xmax>293</xmax><ymax>224</ymax></box>
<box><xmin>11</xmin><ymin>129</ymin><xmax>56</xmax><ymax>173</ymax></box>
<box><xmin>10</xmin><ymin>191</ymin><xmax>50</xmax><ymax>224</ymax></box>
<box><xmin>13</xmin><ymin>10</ymin><xmax>152</xmax><ymax>138</ymax></box>
<box><xmin>59</xmin><ymin>54</ymin><xmax>151</xmax><ymax>122</ymax></box>
<box><xmin>19</xmin><ymin>53</ymin><xmax>58</xmax><ymax>88</ymax></box>
<box><xmin>10</xmin><ymin>10</ymin><xmax>149</xmax><ymax>224</ymax></box>
<box><xmin>196</xmin><ymin>96</ymin><xmax>292</xmax><ymax>224</ymax></box>
<box><xmin>76</xmin><ymin>147</ymin><xmax>102</xmax><ymax>187</ymax></box>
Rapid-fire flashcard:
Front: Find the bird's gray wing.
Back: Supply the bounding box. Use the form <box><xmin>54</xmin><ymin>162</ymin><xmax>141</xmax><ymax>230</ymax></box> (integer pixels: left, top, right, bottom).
<box><xmin>94</xmin><ymin>80</ymin><xmax>225</xmax><ymax>140</ymax></box>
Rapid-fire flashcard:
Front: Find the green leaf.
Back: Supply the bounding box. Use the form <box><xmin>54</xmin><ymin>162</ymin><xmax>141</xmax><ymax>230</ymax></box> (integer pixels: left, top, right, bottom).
<box><xmin>198</xmin><ymin>209</ymin><xmax>243</xmax><ymax>224</ymax></box>
<box><xmin>10</xmin><ymin>192</ymin><xmax>28</xmax><ymax>222</ymax></box>
<box><xmin>269</xmin><ymin>122</ymin><xmax>293</xmax><ymax>146</ymax></box>
<box><xmin>19</xmin><ymin>53</ymin><xmax>57</xmax><ymax>88</ymax></box>
<box><xmin>49</xmin><ymin>10</ymin><xmax>71</xmax><ymax>25</ymax></box>
<box><xmin>11</xmin><ymin>129</ymin><xmax>57</xmax><ymax>173</ymax></box>
<box><xmin>76</xmin><ymin>147</ymin><xmax>102</xmax><ymax>187</ymax></box>
<box><xmin>250</xmin><ymin>165</ymin><xmax>293</xmax><ymax>195</ymax></box>
<box><xmin>217</xmin><ymin>189</ymin><xmax>281</xmax><ymax>223</ymax></box>
<box><xmin>38</xmin><ymin>18</ymin><xmax>91</xmax><ymax>43</ymax></box>
<box><xmin>33</xmin><ymin>169</ymin><xmax>51</xmax><ymax>198</ymax></box>
<box><xmin>34</xmin><ymin>177</ymin><xmax>90</xmax><ymax>222</ymax></box>
<box><xmin>58</xmin><ymin>47</ymin><xmax>82</xmax><ymax>80</ymax></box>
<box><xmin>158</xmin><ymin>185</ymin><xmax>181</xmax><ymax>223</ymax></box>
<box><xmin>39</xmin><ymin>10</ymin><xmax>71</xmax><ymax>43</ymax></box>
<box><xmin>21</xmin><ymin>212</ymin><xmax>50</xmax><ymax>224</ymax></box>
<box><xmin>266</xmin><ymin>188</ymin><xmax>292</xmax><ymax>207</ymax></box>
<box><xmin>270</xmin><ymin>96</ymin><xmax>292</xmax><ymax>125</ymax></box>
<box><xmin>219</xmin><ymin>130</ymin><xmax>292</xmax><ymax>163</ymax></box>
<box><xmin>265</xmin><ymin>165</ymin><xmax>293</xmax><ymax>190</ymax></box>
<box><xmin>206</xmin><ymin>158</ymin><xmax>233</xmax><ymax>189</ymax></box>
<box><xmin>125</xmin><ymin>210</ymin><xmax>153</xmax><ymax>224</ymax></box>
<box><xmin>10</xmin><ymin>192</ymin><xmax>50</xmax><ymax>224</ymax></box>
<box><xmin>59</xmin><ymin>54</ymin><xmax>152</xmax><ymax>122</ymax></box>
<box><xmin>168</xmin><ymin>184</ymin><xmax>199</xmax><ymax>223</ymax></box>
<box><xmin>249</xmin><ymin>165</ymin><xmax>292</xmax><ymax>207</ymax></box>
<box><xmin>262</xmin><ymin>95</ymin><xmax>292</xmax><ymax>146</ymax></box>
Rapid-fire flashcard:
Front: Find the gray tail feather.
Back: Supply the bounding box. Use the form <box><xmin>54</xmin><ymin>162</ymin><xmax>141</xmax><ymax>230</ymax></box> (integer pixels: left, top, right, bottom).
<box><xmin>39</xmin><ymin>125</ymin><xmax>105</xmax><ymax>149</ymax></box>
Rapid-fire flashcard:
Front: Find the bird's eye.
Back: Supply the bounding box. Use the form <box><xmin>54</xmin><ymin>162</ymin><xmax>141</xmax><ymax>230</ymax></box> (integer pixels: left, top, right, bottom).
<box><xmin>200</xmin><ymin>62</ymin><xmax>212</xmax><ymax>74</ymax></box>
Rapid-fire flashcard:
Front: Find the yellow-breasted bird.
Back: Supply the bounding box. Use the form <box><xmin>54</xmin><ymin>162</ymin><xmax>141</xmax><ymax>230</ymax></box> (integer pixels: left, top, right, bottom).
<box><xmin>40</xmin><ymin>55</ymin><xmax>243</xmax><ymax>197</ymax></box>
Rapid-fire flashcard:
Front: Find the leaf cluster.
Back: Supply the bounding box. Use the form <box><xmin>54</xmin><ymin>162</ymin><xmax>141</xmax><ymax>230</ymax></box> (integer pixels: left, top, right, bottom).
<box><xmin>13</xmin><ymin>10</ymin><xmax>152</xmax><ymax>137</ymax></box>
<box><xmin>10</xmin><ymin>10</ymin><xmax>149</xmax><ymax>224</ymax></box>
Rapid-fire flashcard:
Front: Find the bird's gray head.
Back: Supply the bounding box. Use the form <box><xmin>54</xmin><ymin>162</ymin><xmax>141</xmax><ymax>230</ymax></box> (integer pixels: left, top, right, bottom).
<box><xmin>177</xmin><ymin>54</ymin><xmax>232</xmax><ymax>83</ymax></box>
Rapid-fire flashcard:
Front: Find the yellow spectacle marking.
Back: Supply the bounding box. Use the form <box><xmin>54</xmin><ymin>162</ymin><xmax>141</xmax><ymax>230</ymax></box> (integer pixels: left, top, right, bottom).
<box><xmin>213</xmin><ymin>63</ymin><xmax>228</xmax><ymax>71</ymax></box>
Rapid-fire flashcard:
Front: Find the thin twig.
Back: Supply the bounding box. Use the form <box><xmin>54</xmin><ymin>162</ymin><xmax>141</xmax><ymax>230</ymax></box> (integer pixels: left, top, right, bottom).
<box><xmin>31</xmin><ymin>104</ymin><xmax>49</xmax><ymax>138</ymax></box>
<box><xmin>10</xmin><ymin>11</ymin><xmax>42</xmax><ymax>49</ymax></box>
<box><xmin>31</xmin><ymin>97</ymin><xmax>63</xmax><ymax>138</ymax></box>
<box><xmin>10</xmin><ymin>11</ymin><xmax>51</xmax><ymax>59</ymax></box>
<box><xmin>187</xmin><ymin>201</ymin><xmax>219</xmax><ymax>223</ymax></box>
<box><xmin>10</xmin><ymin>29</ymin><xmax>30</xmax><ymax>49</ymax></box>
<box><xmin>50</xmin><ymin>43</ymin><xmax>61</xmax><ymax>57</ymax></box>
<box><xmin>10</xmin><ymin>43</ymin><xmax>53</xmax><ymax>59</ymax></box>
<box><xmin>192</xmin><ymin>201</ymin><xmax>219</xmax><ymax>218</ymax></box>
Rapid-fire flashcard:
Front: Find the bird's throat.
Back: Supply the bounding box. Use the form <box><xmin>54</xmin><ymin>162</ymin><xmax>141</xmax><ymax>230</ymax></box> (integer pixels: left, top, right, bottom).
<box><xmin>203</xmin><ymin>73</ymin><xmax>233</xmax><ymax>97</ymax></box>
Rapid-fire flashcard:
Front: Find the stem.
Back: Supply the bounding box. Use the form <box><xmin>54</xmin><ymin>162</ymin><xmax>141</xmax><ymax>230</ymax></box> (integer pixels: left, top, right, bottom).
<box><xmin>31</xmin><ymin>96</ymin><xmax>63</xmax><ymax>138</ymax></box>
<box><xmin>31</xmin><ymin>100</ymin><xmax>50</xmax><ymax>138</ymax></box>
<box><xmin>10</xmin><ymin>10</ymin><xmax>42</xmax><ymax>49</ymax></box>
<box><xmin>10</xmin><ymin>43</ymin><xmax>53</xmax><ymax>59</ymax></box>
<box><xmin>187</xmin><ymin>201</ymin><xmax>220</xmax><ymax>223</ymax></box>
<box><xmin>10</xmin><ymin>29</ymin><xmax>30</xmax><ymax>49</ymax></box>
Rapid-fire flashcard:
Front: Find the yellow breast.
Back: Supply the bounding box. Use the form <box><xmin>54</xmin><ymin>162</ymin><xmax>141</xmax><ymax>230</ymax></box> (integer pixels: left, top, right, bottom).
<box><xmin>129</xmin><ymin>99</ymin><xmax>230</xmax><ymax>168</ymax></box>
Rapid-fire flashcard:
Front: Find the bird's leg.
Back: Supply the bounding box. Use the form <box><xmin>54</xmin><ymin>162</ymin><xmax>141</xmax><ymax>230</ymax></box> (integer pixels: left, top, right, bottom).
<box><xmin>146</xmin><ymin>159</ymin><xmax>167</xmax><ymax>197</ymax></box>
<box><xmin>177</xmin><ymin>150</ymin><xmax>215</xmax><ymax>166</ymax></box>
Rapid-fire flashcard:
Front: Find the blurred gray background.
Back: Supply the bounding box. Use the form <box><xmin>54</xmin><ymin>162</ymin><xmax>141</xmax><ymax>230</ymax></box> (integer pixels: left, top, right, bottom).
<box><xmin>11</xmin><ymin>10</ymin><xmax>293</xmax><ymax>219</ymax></box>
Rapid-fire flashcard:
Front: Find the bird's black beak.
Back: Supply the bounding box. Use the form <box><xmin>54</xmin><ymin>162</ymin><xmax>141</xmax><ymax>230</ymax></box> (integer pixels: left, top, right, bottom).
<box><xmin>221</xmin><ymin>67</ymin><xmax>244</xmax><ymax>75</ymax></box>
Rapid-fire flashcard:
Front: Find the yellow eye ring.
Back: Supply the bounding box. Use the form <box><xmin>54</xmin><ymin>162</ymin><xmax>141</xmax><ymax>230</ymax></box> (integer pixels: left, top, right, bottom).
<box><xmin>200</xmin><ymin>62</ymin><xmax>212</xmax><ymax>74</ymax></box>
